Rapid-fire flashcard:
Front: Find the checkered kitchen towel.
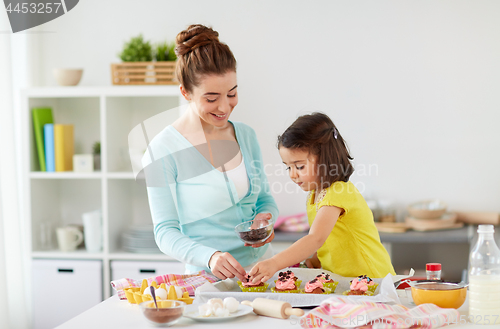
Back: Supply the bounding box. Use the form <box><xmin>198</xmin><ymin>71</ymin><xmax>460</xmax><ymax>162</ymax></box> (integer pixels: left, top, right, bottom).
<box><xmin>300</xmin><ymin>296</ymin><xmax>459</xmax><ymax>329</ymax></box>
<box><xmin>110</xmin><ymin>270</ymin><xmax>220</xmax><ymax>300</ymax></box>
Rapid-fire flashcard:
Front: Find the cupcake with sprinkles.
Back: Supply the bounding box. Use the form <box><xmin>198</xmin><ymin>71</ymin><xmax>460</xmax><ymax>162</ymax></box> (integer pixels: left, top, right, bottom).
<box><xmin>352</xmin><ymin>275</ymin><xmax>378</xmax><ymax>293</ymax></box>
<box><xmin>304</xmin><ymin>277</ymin><xmax>331</xmax><ymax>294</ymax></box>
<box><xmin>343</xmin><ymin>275</ymin><xmax>376</xmax><ymax>296</ymax></box>
<box><xmin>237</xmin><ymin>274</ymin><xmax>269</xmax><ymax>292</ymax></box>
<box><xmin>271</xmin><ymin>270</ymin><xmax>301</xmax><ymax>293</ymax></box>
<box><xmin>315</xmin><ymin>272</ymin><xmax>338</xmax><ymax>292</ymax></box>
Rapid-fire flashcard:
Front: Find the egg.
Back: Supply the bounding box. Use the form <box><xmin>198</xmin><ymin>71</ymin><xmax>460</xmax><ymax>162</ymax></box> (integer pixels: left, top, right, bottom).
<box><xmin>198</xmin><ymin>304</ymin><xmax>212</xmax><ymax>317</ymax></box>
<box><xmin>142</xmin><ymin>286</ymin><xmax>154</xmax><ymax>296</ymax></box>
<box><xmin>155</xmin><ymin>287</ymin><xmax>167</xmax><ymax>300</ymax></box>
<box><xmin>207</xmin><ymin>298</ymin><xmax>223</xmax><ymax>309</ymax></box>
<box><xmin>223</xmin><ymin>297</ymin><xmax>239</xmax><ymax>313</ymax></box>
<box><xmin>215</xmin><ymin>307</ymin><xmax>230</xmax><ymax>317</ymax></box>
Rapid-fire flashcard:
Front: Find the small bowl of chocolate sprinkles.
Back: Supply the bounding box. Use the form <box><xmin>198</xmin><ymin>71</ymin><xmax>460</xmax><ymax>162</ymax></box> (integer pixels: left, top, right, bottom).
<box><xmin>235</xmin><ymin>218</ymin><xmax>274</xmax><ymax>245</ymax></box>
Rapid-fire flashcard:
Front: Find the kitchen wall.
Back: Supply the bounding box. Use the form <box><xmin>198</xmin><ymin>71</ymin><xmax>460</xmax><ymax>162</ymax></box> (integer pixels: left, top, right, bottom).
<box><xmin>31</xmin><ymin>0</ymin><xmax>500</xmax><ymax>216</ymax></box>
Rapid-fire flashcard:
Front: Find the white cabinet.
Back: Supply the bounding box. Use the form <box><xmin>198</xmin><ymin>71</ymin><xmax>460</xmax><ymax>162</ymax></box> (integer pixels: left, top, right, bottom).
<box><xmin>32</xmin><ymin>259</ymin><xmax>102</xmax><ymax>329</ymax></box>
<box><xmin>20</xmin><ymin>87</ymin><xmax>188</xmax><ymax>323</ymax></box>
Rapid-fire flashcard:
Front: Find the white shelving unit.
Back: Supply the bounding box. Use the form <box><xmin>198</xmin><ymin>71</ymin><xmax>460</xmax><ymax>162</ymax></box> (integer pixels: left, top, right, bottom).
<box><xmin>20</xmin><ymin>86</ymin><xmax>187</xmax><ymax>305</ymax></box>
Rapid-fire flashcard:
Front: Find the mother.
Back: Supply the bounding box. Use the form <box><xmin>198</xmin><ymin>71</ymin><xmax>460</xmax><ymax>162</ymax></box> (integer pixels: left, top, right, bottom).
<box><xmin>143</xmin><ymin>24</ymin><xmax>278</xmax><ymax>281</ymax></box>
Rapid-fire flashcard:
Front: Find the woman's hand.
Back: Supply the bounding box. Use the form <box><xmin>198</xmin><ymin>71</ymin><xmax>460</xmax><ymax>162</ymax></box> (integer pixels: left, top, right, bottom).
<box><xmin>305</xmin><ymin>252</ymin><xmax>321</xmax><ymax>268</ymax></box>
<box><xmin>209</xmin><ymin>251</ymin><xmax>247</xmax><ymax>281</ymax></box>
<box><xmin>244</xmin><ymin>212</ymin><xmax>274</xmax><ymax>248</ymax></box>
<box><xmin>248</xmin><ymin>258</ymin><xmax>278</xmax><ymax>284</ymax></box>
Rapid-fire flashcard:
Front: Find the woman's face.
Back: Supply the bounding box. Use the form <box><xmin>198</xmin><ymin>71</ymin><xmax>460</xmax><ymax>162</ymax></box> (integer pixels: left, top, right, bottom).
<box><xmin>182</xmin><ymin>71</ymin><xmax>238</xmax><ymax>128</ymax></box>
<box><xmin>279</xmin><ymin>147</ymin><xmax>320</xmax><ymax>191</ymax></box>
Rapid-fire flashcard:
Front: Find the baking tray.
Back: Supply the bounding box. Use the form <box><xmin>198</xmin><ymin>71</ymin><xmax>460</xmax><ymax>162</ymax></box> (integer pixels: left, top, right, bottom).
<box><xmin>195</xmin><ymin>268</ymin><xmax>407</xmax><ymax>307</ymax></box>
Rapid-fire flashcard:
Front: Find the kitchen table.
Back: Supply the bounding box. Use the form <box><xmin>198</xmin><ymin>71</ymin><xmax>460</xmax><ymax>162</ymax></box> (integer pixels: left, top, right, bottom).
<box><xmin>56</xmin><ymin>290</ymin><xmax>486</xmax><ymax>328</ymax></box>
<box><xmin>275</xmin><ymin>227</ymin><xmax>476</xmax><ymax>282</ymax></box>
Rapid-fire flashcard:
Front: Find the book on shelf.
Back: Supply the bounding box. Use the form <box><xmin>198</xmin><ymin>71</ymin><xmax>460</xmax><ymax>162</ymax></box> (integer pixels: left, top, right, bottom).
<box><xmin>54</xmin><ymin>124</ymin><xmax>74</xmax><ymax>172</ymax></box>
<box><xmin>44</xmin><ymin>124</ymin><xmax>55</xmax><ymax>172</ymax></box>
<box><xmin>32</xmin><ymin>108</ymin><xmax>54</xmax><ymax>171</ymax></box>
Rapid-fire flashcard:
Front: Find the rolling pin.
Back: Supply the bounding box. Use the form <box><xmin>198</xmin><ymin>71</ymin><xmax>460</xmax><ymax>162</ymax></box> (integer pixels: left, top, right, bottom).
<box><xmin>241</xmin><ymin>298</ymin><xmax>304</xmax><ymax>319</ymax></box>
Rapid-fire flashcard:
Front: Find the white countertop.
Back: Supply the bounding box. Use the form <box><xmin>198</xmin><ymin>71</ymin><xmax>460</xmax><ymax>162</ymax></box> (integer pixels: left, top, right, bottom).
<box><xmin>56</xmin><ymin>291</ymin><xmax>486</xmax><ymax>329</ymax></box>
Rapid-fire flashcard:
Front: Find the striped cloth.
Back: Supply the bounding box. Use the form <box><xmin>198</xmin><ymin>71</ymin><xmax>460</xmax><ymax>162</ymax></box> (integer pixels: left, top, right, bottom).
<box><xmin>110</xmin><ymin>270</ymin><xmax>220</xmax><ymax>300</ymax></box>
<box><xmin>301</xmin><ymin>297</ymin><xmax>459</xmax><ymax>329</ymax></box>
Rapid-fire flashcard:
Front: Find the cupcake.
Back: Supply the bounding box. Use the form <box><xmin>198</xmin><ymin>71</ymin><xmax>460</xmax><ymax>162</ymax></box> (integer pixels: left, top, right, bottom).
<box><xmin>237</xmin><ymin>274</ymin><xmax>269</xmax><ymax>292</ymax></box>
<box><xmin>352</xmin><ymin>275</ymin><xmax>378</xmax><ymax>293</ymax></box>
<box><xmin>343</xmin><ymin>275</ymin><xmax>376</xmax><ymax>296</ymax></box>
<box><xmin>304</xmin><ymin>278</ymin><xmax>331</xmax><ymax>294</ymax></box>
<box><xmin>271</xmin><ymin>271</ymin><xmax>301</xmax><ymax>293</ymax></box>
<box><xmin>315</xmin><ymin>272</ymin><xmax>338</xmax><ymax>292</ymax></box>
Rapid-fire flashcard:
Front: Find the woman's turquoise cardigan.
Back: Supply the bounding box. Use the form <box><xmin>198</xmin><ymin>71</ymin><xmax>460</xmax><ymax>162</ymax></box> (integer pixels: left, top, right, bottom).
<box><xmin>142</xmin><ymin>121</ymin><xmax>278</xmax><ymax>274</ymax></box>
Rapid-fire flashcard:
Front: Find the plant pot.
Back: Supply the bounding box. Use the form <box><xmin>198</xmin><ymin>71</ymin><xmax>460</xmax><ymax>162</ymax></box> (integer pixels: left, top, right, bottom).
<box><xmin>110</xmin><ymin>62</ymin><xmax>177</xmax><ymax>85</ymax></box>
<box><xmin>93</xmin><ymin>154</ymin><xmax>101</xmax><ymax>171</ymax></box>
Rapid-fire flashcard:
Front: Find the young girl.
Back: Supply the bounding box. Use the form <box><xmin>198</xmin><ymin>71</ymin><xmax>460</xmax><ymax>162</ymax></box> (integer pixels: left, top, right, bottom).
<box><xmin>249</xmin><ymin>112</ymin><xmax>395</xmax><ymax>283</ymax></box>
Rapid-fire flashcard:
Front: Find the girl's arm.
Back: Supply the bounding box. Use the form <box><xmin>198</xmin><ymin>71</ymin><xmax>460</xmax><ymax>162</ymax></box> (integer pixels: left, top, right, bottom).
<box><xmin>249</xmin><ymin>205</ymin><xmax>342</xmax><ymax>283</ymax></box>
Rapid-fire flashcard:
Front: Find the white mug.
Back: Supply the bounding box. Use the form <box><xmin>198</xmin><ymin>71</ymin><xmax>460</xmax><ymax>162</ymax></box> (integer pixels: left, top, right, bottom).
<box><xmin>82</xmin><ymin>210</ymin><xmax>102</xmax><ymax>253</ymax></box>
<box><xmin>56</xmin><ymin>227</ymin><xmax>83</xmax><ymax>252</ymax></box>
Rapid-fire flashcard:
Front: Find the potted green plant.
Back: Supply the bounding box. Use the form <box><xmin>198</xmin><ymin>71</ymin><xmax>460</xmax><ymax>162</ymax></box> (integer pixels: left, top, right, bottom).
<box><xmin>93</xmin><ymin>141</ymin><xmax>101</xmax><ymax>171</ymax></box>
<box><xmin>154</xmin><ymin>42</ymin><xmax>177</xmax><ymax>62</ymax></box>
<box><xmin>119</xmin><ymin>34</ymin><xmax>153</xmax><ymax>62</ymax></box>
<box><xmin>111</xmin><ymin>35</ymin><xmax>177</xmax><ymax>85</ymax></box>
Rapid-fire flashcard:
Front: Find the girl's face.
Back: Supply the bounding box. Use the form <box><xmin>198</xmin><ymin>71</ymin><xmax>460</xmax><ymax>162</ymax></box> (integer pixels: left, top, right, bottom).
<box><xmin>279</xmin><ymin>147</ymin><xmax>320</xmax><ymax>191</ymax></box>
<box><xmin>181</xmin><ymin>71</ymin><xmax>238</xmax><ymax>128</ymax></box>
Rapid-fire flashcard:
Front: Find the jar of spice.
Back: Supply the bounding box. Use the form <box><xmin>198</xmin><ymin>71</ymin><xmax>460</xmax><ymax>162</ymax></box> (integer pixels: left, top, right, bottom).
<box><xmin>426</xmin><ymin>263</ymin><xmax>442</xmax><ymax>280</ymax></box>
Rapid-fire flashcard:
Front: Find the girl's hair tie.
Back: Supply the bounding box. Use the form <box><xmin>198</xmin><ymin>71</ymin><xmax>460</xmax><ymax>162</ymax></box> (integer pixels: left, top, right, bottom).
<box><xmin>332</xmin><ymin>127</ymin><xmax>338</xmax><ymax>140</ymax></box>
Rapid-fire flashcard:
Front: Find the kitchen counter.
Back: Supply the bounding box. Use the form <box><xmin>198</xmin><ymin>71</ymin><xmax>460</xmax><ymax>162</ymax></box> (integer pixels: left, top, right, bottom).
<box><xmin>56</xmin><ymin>292</ymin><xmax>485</xmax><ymax>328</ymax></box>
<box><xmin>274</xmin><ymin>226</ymin><xmax>473</xmax><ymax>244</ymax></box>
<box><xmin>274</xmin><ymin>226</ymin><xmax>474</xmax><ymax>282</ymax></box>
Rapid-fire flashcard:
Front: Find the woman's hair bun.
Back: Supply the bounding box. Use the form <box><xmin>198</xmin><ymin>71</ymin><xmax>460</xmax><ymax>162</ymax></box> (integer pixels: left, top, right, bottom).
<box><xmin>175</xmin><ymin>24</ymin><xmax>220</xmax><ymax>56</ymax></box>
<box><xmin>174</xmin><ymin>24</ymin><xmax>236</xmax><ymax>92</ymax></box>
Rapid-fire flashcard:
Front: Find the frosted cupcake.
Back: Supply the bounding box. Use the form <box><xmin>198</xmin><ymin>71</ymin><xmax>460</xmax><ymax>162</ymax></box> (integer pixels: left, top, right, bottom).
<box><xmin>271</xmin><ymin>271</ymin><xmax>301</xmax><ymax>293</ymax></box>
<box><xmin>237</xmin><ymin>274</ymin><xmax>269</xmax><ymax>292</ymax></box>
<box><xmin>343</xmin><ymin>275</ymin><xmax>375</xmax><ymax>296</ymax></box>
<box><xmin>315</xmin><ymin>272</ymin><xmax>338</xmax><ymax>292</ymax></box>
<box><xmin>351</xmin><ymin>275</ymin><xmax>378</xmax><ymax>293</ymax></box>
<box><xmin>304</xmin><ymin>278</ymin><xmax>331</xmax><ymax>294</ymax></box>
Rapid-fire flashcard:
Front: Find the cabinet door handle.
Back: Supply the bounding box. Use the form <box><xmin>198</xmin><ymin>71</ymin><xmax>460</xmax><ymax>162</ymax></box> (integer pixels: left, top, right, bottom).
<box><xmin>139</xmin><ymin>269</ymin><xmax>156</xmax><ymax>273</ymax></box>
<box><xmin>58</xmin><ymin>268</ymin><xmax>74</xmax><ymax>273</ymax></box>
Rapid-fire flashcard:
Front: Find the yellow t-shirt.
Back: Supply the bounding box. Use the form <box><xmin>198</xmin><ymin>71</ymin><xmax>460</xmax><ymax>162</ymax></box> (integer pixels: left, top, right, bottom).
<box><xmin>307</xmin><ymin>181</ymin><xmax>395</xmax><ymax>278</ymax></box>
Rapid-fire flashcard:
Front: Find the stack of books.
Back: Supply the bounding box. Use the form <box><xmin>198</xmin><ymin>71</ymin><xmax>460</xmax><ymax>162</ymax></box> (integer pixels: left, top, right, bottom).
<box><xmin>32</xmin><ymin>107</ymin><xmax>74</xmax><ymax>172</ymax></box>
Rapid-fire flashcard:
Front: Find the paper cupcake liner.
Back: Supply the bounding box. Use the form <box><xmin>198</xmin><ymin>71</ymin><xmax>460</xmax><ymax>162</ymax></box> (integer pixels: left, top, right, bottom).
<box><xmin>302</xmin><ymin>287</ymin><xmax>332</xmax><ymax>294</ymax></box>
<box><xmin>237</xmin><ymin>281</ymin><xmax>269</xmax><ymax>292</ymax></box>
<box><xmin>322</xmin><ymin>281</ymin><xmax>338</xmax><ymax>292</ymax></box>
<box><xmin>271</xmin><ymin>287</ymin><xmax>301</xmax><ymax>293</ymax></box>
<box><xmin>367</xmin><ymin>283</ymin><xmax>379</xmax><ymax>293</ymax></box>
<box><xmin>342</xmin><ymin>290</ymin><xmax>374</xmax><ymax>296</ymax></box>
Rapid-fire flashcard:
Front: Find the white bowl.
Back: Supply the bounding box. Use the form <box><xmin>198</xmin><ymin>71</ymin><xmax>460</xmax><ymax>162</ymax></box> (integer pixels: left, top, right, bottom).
<box><xmin>53</xmin><ymin>68</ymin><xmax>83</xmax><ymax>86</ymax></box>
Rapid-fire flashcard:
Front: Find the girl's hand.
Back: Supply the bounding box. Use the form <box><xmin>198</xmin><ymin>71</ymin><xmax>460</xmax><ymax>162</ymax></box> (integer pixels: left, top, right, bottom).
<box><xmin>305</xmin><ymin>252</ymin><xmax>321</xmax><ymax>268</ymax></box>
<box><xmin>209</xmin><ymin>251</ymin><xmax>247</xmax><ymax>282</ymax></box>
<box><xmin>248</xmin><ymin>259</ymin><xmax>278</xmax><ymax>284</ymax></box>
<box><xmin>244</xmin><ymin>212</ymin><xmax>274</xmax><ymax>248</ymax></box>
